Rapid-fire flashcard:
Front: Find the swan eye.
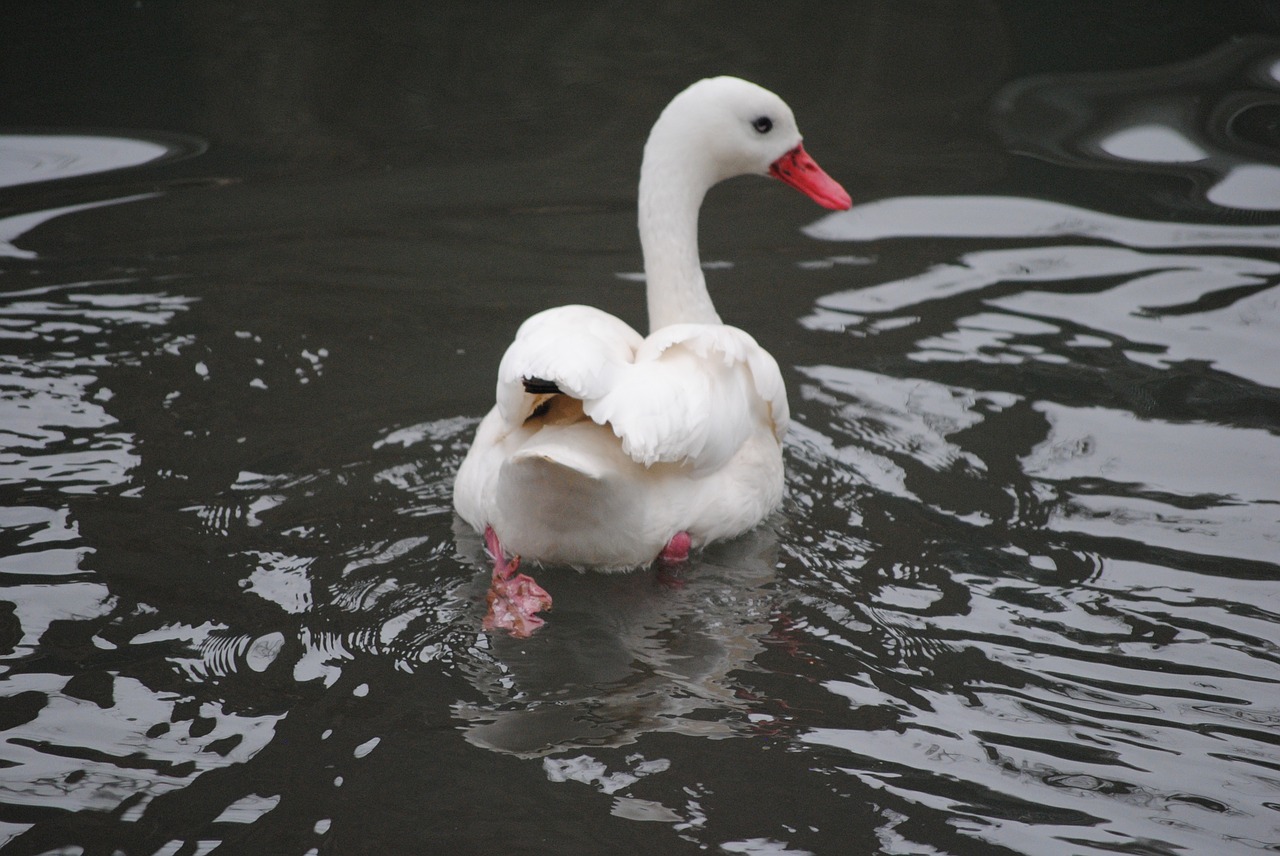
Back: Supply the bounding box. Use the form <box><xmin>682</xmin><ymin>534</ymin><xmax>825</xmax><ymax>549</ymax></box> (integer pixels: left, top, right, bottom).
<box><xmin>752</xmin><ymin>116</ymin><xmax>773</xmax><ymax>134</ymax></box>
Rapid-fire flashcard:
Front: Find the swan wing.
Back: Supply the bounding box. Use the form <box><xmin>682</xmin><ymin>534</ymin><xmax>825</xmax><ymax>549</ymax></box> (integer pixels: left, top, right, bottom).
<box><xmin>495</xmin><ymin>305</ymin><xmax>645</xmax><ymax>426</ymax></box>
<box><xmin>493</xmin><ymin>311</ymin><xmax>787</xmax><ymax>472</ymax></box>
<box><xmin>585</xmin><ymin>323</ymin><xmax>789</xmax><ymax>471</ymax></box>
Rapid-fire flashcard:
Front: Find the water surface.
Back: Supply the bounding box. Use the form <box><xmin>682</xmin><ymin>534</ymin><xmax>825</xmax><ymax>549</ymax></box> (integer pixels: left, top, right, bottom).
<box><xmin>1</xmin><ymin>4</ymin><xmax>1278</xmax><ymax>854</ymax></box>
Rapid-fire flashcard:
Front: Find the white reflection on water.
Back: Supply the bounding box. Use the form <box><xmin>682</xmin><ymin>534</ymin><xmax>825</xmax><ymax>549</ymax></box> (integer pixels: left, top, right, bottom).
<box><xmin>1098</xmin><ymin>124</ymin><xmax>1210</xmax><ymax>163</ymax></box>
<box><xmin>0</xmin><ymin>281</ymin><xmax>195</xmax><ymax>493</ymax></box>
<box><xmin>0</xmin><ymin>670</ymin><xmax>282</xmax><ymax>817</ymax></box>
<box><xmin>988</xmin><ymin>259</ymin><xmax>1280</xmax><ymax>388</ymax></box>
<box><xmin>790</xmin><ymin>186</ymin><xmax>1280</xmax><ymax>852</ymax></box>
<box><xmin>0</xmin><ymin>194</ymin><xmax>160</xmax><ymax>260</ymax></box>
<box><xmin>796</xmin><ymin>522</ymin><xmax>1280</xmax><ymax>852</ymax></box>
<box><xmin>993</xmin><ymin>36</ymin><xmax>1280</xmax><ymax>211</ymax></box>
<box><xmin>804</xmin><ymin>195</ymin><xmax>1280</xmax><ymax>248</ymax></box>
<box><xmin>213</xmin><ymin>793</ymin><xmax>283</xmax><ymax>825</ymax></box>
<box><xmin>0</xmin><ymin>134</ymin><xmax>170</xmax><ymax>189</ymax></box>
<box><xmin>792</xmin><ymin>365</ymin><xmax>1018</xmax><ymax>517</ymax></box>
<box><xmin>1024</xmin><ymin>404</ymin><xmax>1280</xmax><ymax>564</ymax></box>
<box><xmin>1208</xmin><ymin>163</ymin><xmax>1280</xmax><ymax>210</ymax></box>
<box><xmin>805</xmin><ymin>202</ymin><xmax>1280</xmax><ymax>388</ymax></box>
<box><xmin>243</xmin><ymin>551</ymin><xmax>315</xmax><ymax>614</ymax></box>
<box><xmin>1096</xmin><ymin>120</ymin><xmax>1280</xmax><ymax>211</ymax></box>
<box><xmin>0</xmin><ymin>133</ymin><xmax>179</xmax><ymax>258</ymax></box>
<box><xmin>0</xmin><ymin>277</ymin><xmax>211</xmax><ymax>843</ymax></box>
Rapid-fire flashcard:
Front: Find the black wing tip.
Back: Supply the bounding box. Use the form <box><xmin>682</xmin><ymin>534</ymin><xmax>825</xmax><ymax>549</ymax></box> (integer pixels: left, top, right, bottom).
<box><xmin>522</xmin><ymin>377</ymin><xmax>562</xmax><ymax>395</ymax></box>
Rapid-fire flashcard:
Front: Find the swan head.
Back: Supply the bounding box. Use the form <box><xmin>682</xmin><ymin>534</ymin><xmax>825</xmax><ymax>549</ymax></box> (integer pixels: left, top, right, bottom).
<box><xmin>644</xmin><ymin>76</ymin><xmax>851</xmax><ymax>210</ymax></box>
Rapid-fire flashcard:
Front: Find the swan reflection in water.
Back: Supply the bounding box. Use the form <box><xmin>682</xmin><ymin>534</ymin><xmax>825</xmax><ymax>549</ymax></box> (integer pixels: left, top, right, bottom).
<box><xmin>451</xmin><ymin>521</ymin><xmax>781</xmax><ymax>758</ymax></box>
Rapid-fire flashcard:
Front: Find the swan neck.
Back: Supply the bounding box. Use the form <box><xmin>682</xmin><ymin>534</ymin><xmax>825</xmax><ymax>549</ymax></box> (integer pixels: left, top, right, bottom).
<box><xmin>638</xmin><ymin>145</ymin><xmax>720</xmax><ymax>332</ymax></box>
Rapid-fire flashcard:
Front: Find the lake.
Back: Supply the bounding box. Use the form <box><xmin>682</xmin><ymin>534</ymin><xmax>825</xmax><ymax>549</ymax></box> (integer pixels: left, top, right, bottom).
<box><xmin>1</xmin><ymin>3</ymin><xmax>1278</xmax><ymax>854</ymax></box>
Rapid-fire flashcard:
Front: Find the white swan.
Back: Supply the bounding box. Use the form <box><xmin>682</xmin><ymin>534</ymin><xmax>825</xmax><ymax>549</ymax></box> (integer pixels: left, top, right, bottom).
<box><xmin>453</xmin><ymin>77</ymin><xmax>849</xmax><ymax>628</ymax></box>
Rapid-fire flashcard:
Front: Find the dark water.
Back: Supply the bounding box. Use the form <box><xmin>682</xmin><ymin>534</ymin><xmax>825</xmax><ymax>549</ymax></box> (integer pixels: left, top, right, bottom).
<box><xmin>2</xmin><ymin>3</ymin><xmax>1280</xmax><ymax>854</ymax></box>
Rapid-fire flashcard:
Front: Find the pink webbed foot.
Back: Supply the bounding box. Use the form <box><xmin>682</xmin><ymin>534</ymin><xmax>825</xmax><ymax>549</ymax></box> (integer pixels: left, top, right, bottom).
<box><xmin>656</xmin><ymin>531</ymin><xmax>692</xmax><ymax>588</ymax></box>
<box><xmin>659</xmin><ymin>531</ymin><xmax>691</xmax><ymax>563</ymax></box>
<box><xmin>482</xmin><ymin>526</ymin><xmax>552</xmax><ymax>638</ymax></box>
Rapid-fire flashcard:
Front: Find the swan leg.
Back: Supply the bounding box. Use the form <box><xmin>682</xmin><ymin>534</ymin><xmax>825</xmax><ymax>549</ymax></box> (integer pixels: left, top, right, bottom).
<box><xmin>655</xmin><ymin>531</ymin><xmax>692</xmax><ymax>589</ymax></box>
<box><xmin>482</xmin><ymin>526</ymin><xmax>552</xmax><ymax>638</ymax></box>
<box><xmin>658</xmin><ymin>531</ymin><xmax>691</xmax><ymax>564</ymax></box>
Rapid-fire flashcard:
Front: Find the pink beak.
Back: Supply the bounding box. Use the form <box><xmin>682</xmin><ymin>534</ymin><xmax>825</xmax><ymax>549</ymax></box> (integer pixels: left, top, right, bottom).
<box><xmin>769</xmin><ymin>144</ymin><xmax>852</xmax><ymax>210</ymax></box>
